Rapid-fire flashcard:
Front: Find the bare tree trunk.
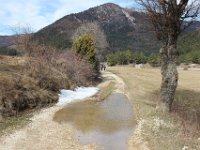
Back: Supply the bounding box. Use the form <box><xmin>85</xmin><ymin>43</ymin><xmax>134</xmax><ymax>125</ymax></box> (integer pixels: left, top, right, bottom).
<box><xmin>0</xmin><ymin>115</ymin><xmax>3</xmax><ymax>122</ymax></box>
<box><xmin>0</xmin><ymin>105</ymin><xmax>3</xmax><ymax>122</ymax></box>
<box><xmin>158</xmin><ymin>41</ymin><xmax>178</xmax><ymax>112</ymax></box>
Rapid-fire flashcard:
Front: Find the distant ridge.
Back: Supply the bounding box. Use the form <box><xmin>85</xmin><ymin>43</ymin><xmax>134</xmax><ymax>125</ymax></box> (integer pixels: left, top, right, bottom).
<box><xmin>0</xmin><ymin>35</ymin><xmax>16</xmax><ymax>47</ymax></box>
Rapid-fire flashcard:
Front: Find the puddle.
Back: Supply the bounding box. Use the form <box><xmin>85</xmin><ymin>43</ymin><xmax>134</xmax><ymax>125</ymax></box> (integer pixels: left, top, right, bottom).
<box><xmin>53</xmin><ymin>93</ymin><xmax>136</xmax><ymax>150</ymax></box>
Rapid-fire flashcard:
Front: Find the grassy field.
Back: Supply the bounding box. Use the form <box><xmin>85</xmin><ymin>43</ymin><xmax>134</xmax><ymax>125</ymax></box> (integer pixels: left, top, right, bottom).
<box><xmin>108</xmin><ymin>66</ymin><xmax>200</xmax><ymax>150</ymax></box>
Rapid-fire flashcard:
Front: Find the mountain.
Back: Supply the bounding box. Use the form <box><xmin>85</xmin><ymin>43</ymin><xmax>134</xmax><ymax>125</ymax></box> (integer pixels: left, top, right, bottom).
<box><xmin>32</xmin><ymin>3</ymin><xmax>200</xmax><ymax>54</ymax></box>
<box><xmin>0</xmin><ymin>35</ymin><xmax>16</xmax><ymax>47</ymax></box>
<box><xmin>178</xmin><ymin>31</ymin><xmax>200</xmax><ymax>54</ymax></box>
<box><xmin>33</xmin><ymin>3</ymin><xmax>158</xmax><ymax>54</ymax></box>
<box><xmin>185</xmin><ymin>21</ymin><xmax>200</xmax><ymax>31</ymax></box>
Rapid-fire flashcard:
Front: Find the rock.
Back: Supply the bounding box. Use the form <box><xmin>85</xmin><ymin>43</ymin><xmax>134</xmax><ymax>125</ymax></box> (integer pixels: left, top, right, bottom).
<box><xmin>135</xmin><ymin>64</ymin><xmax>144</xmax><ymax>69</ymax></box>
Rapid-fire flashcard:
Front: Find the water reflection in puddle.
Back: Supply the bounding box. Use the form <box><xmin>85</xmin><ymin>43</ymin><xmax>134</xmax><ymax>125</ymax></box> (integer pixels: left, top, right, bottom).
<box><xmin>53</xmin><ymin>93</ymin><xmax>136</xmax><ymax>150</ymax></box>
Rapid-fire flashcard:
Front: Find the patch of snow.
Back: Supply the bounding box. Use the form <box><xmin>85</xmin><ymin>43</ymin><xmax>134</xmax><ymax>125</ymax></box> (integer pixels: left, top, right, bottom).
<box><xmin>57</xmin><ymin>87</ymin><xmax>99</xmax><ymax>106</ymax></box>
<box><xmin>73</xmin><ymin>16</ymin><xmax>81</xmax><ymax>22</ymax></box>
<box><xmin>122</xmin><ymin>10</ymin><xmax>135</xmax><ymax>24</ymax></box>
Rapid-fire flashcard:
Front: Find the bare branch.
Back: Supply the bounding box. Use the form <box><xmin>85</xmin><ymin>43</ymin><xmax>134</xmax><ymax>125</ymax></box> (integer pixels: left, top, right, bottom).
<box><xmin>136</xmin><ymin>0</ymin><xmax>200</xmax><ymax>43</ymax></box>
<box><xmin>72</xmin><ymin>22</ymin><xmax>109</xmax><ymax>60</ymax></box>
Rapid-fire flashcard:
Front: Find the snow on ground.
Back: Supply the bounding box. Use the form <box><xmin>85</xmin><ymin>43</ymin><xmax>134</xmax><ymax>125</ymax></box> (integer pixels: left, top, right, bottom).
<box><xmin>57</xmin><ymin>87</ymin><xmax>99</xmax><ymax>106</ymax></box>
<box><xmin>122</xmin><ymin>10</ymin><xmax>135</xmax><ymax>25</ymax></box>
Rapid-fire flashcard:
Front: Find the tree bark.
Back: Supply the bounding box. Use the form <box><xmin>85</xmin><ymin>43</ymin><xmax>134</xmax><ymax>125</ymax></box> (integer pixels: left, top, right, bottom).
<box><xmin>0</xmin><ymin>113</ymin><xmax>3</xmax><ymax>122</ymax></box>
<box><xmin>158</xmin><ymin>40</ymin><xmax>179</xmax><ymax>112</ymax></box>
<box><xmin>0</xmin><ymin>105</ymin><xmax>3</xmax><ymax>122</ymax></box>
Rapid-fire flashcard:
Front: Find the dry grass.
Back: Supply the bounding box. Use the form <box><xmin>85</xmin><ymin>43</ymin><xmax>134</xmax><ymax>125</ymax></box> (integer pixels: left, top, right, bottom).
<box><xmin>0</xmin><ymin>111</ymin><xmax>32</xmax><ymax>136</ymax></box>
<box><xmin>98</xmin><ymin>81</ymin><xmax>115</xmax><ymax>101</ymax></box>
<box><xmin>0</xmin><ymin>49</ymin><xmax>98</xmax><ymax>116</ymax></box>
<box><xmin>108</xmin><ymin>66</ymin><xmax>200</xmax><ymax>150</ymax></box>
<box><xmin>0</xmin><ymin>55</ymin><xmax>64</xmax><ymax>118</ymax></box>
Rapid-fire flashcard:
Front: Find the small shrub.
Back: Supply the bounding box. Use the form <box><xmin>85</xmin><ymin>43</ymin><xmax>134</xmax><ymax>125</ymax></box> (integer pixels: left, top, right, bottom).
<box><xmin>178</xmin><ymin>51</ymin><xmax>200</xmax><ymax>64</ymax></box>
<box><xmin>106</xmin><ymin>50</ymin><xmax>147</xmax><ymax>66</ymax></box>
<box><xmin>133</xmin><ymin>52</ymin><xmax>147</xmax><ymax>64</ymax></box>
<box><xmin>107</xmin><ymin>53</ymin><xmax>118</xmax><ymax>66</ymax></box>
<box><xmin>0</xmin><ymin>47</ymin><xmax>17</xmax><ymax>56</ymax></box>
<box><xmin>148</xmin><ymin>53</ymin><xmax>160</xmax><ymax>66</ymax></box>
<box><xmin>0</xmin><ymin>75</ymin><xmax>58</xmax><ymax>117</ymax></box>
<box><xmin>72</xmin><ymin>34</ymin><xmax>96</xmax><ymax>64</ymax></box>
<box><xmin>60</xmin><ymin>50</ymin><xmax>96</xmax><ymax>86</ymax></box>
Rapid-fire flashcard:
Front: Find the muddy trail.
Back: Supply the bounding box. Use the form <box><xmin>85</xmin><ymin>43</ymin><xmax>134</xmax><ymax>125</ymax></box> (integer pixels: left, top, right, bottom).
<box><xmin>54</xmin><ymin>93</ymin><xmax>136</xmax><ymax>150</ymax></box>
<box><xmin>0</xmin><ymin>71</ymin><xmax>139</xmax><ymax>150</ymax></box>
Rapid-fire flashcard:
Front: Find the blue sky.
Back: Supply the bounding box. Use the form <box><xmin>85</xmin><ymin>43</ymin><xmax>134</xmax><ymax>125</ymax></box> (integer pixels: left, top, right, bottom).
<box><xmin>0</xmin><ymin>0</ymin><xmax>137</xmax><ymax>35</ymax></box>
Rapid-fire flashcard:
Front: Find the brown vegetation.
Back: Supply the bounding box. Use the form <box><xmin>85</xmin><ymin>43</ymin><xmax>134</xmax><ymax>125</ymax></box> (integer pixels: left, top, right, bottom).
<box><xmin>60</xmin><ymin>50</ymin><xmax>97</xmax><ymax>86</ymax></box>
<box><xmin>0</xmin><ymin>25</ymin><xmax>100</xmax><ymax>121</ymax></box>
<box><xmin>0</xmin><ymin>43</ymin><xmax>98</xmax><ymax>120</ymax></box>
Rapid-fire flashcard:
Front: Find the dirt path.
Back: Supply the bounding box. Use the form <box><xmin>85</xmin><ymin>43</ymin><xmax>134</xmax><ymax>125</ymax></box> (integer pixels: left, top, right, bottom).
<box><xmin>0</xmin><ymin>105</ymin><xmax>98</xmax><ymax>150</ymax></box>
<box><xmin>0</xmin><ymin>71</ymin><xmax>148</xmax><ymax>150</ymax></box>
<box><xmin>104</xmin><ymin>71</ymin><xmax>149</xmax><ymax>150</ymax></box>
<box><xmin>102</xmin><ymin>71</ymin><xmax>126</xmax><ymax>94</ymax></box>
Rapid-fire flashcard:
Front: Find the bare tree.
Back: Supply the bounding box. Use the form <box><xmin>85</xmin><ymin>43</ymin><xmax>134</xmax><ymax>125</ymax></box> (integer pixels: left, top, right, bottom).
<box><xmin>137</xmin><ymin>0</ymin><xmax>200</xmax><ymax>112</ymax></box>
<box><xmin>59</xmin><ymin>50</ymin><xmax>95</xmax><ymax>86</ymax></box>
<box><xmin>11</xmin><ymin>25</ymin><xmax>33</xmax><ymax>56</ymax></box>
<box><xmin>72</xmin><ymin>22</ymin><xmax>109</xmax><ymax>60</ymax></box>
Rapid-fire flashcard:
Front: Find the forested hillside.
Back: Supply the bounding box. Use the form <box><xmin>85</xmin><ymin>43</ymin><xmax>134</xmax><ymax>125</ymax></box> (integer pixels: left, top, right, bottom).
<box><xmin>178</xmin><ymin>31</ymin><xmax>200</xmax><ymax>63</ymax></box>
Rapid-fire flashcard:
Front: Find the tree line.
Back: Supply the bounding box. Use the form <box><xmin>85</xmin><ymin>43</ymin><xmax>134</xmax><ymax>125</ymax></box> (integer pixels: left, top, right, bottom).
<box><xmin>106</xmin><ymin>49</ymin><xmax>200</xmax><ymax>67</ymax></box>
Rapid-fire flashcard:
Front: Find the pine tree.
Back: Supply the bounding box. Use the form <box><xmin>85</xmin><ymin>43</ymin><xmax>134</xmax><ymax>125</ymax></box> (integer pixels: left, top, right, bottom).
<box><xmin>72</xmin><ymin>34</ymin><xmax>96</xmax><ymax>64</ymax></box>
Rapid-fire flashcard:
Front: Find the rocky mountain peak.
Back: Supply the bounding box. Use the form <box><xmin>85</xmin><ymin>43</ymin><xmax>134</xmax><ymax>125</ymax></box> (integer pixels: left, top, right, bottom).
<box><xmin>74</xmin><ymin>3</ymin><xmax>125</xmax><ymax>22</ymax></box>
<box><xmin>32</xmin><ymin>3</ymin><xmax>200</xmax><ymax>54</ymax></box>
<box><xmin>97</xmin><ymin>3</ymin><xmax>122</xmax><ymax>12</ymax></box>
